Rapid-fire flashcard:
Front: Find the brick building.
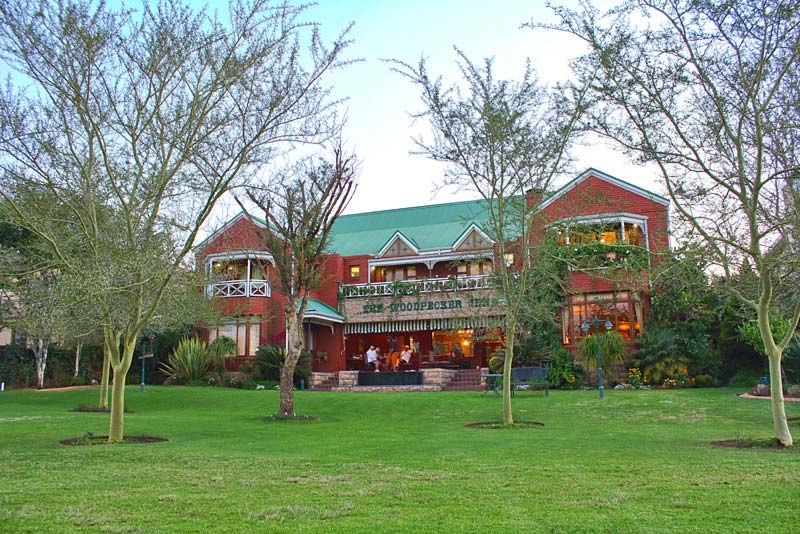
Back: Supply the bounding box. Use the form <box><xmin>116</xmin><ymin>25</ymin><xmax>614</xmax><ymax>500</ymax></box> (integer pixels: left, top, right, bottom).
<box><xmin>195</xmin><ymin>168</ymin><xmax>670</xmax><ymax>374</ymax></box>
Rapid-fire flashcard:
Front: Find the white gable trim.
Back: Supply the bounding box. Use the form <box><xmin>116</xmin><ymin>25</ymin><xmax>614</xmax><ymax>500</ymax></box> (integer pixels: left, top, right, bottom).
<box><xmin>194</xmin><ymin>212</ymin><xmax>267</xmax><ymax>251</ymax></box>
<box><xmin>538</xmin><ymin>168</ymin><xmax>670</xmax><ymax>212</ymax></box>
<box><xmin>377</xmin><ymin>231</ymin><xmax>419</xmax><ymax>258</ymax></box>
<box><xmin>452</xmin><ymin>223</ymin><xmax>494</xmax><ymax>251</ymax></box>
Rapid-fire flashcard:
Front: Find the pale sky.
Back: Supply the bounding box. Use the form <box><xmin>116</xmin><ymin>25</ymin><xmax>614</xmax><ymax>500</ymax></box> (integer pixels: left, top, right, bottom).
<box><xmin>304</xmin><ymin>0</ymin><xmax>660</xmax><ymax>215</ymax></box>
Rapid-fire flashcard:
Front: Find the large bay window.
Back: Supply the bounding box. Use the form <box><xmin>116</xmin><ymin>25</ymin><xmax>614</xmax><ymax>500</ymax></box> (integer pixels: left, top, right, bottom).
<box><xmin>562</xmin><ymin>292</ymin><xmax>643</xmax><ymax>345</ymax></box>
<box><xmin>554</xmin><ymin>217</ymin><xmax>647</xmax><ymax>248</ymax></box>
<box><xmin>208</xmin><ymin>317</ymin><xmax>261</xmax><ymax>356</ymax></box>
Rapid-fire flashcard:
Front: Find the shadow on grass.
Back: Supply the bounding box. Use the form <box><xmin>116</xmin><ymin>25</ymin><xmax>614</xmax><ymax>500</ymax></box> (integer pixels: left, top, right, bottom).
<box><xmin>465</xmin><ymin>421</ymin><xmax>544</xmax><ymax>429</ymax></box>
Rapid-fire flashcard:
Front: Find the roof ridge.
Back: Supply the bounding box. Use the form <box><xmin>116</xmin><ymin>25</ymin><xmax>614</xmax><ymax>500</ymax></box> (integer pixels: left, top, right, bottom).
<box><xmin>339</xmin><ymin>197</ymin><xmax>486</xmax><ymax>220</ymax></box>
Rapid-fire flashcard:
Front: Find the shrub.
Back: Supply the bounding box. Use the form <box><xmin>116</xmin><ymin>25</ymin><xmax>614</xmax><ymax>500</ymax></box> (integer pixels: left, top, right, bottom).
<box><xmin>254</xmin><ymin>345</ymin><xmax>311</xmax><ymax>384</ymax></box>
<box><xmin>693</xmin><ymin>374</ymin><xmax>714</xmax><ymax>387</ymax></box>
<box><xmin>635</xmin><ymin>328</ymin><xmax>689</xmax><ymax>386</ymax></box>
<box><xmin>729</xmin><ymin>369</ymin><xmax>762</xmax><ymax>388</ymax></box>
<box><xmin>160</xmin><ymin>337</ymin><xmax>211</xmax><ymax>382</ymax></box>
<box><xmin>545</xmin><ymin>348</ymin><xmax>582</xmax><ymax>389</ymax></box>
<box><xmin>208</xmin><ymin>336</ymin><xmax>237</xmax><ymax>385</ymax></box>
<box><xmin>577</xmin><ymin>330</ymin><xmax>626</xmax><ymax>371</ymax></box>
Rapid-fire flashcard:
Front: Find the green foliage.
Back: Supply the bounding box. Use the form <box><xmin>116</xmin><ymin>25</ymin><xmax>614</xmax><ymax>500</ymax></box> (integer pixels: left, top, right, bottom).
<box><xmin>717</xmin><ymin>300</ymin><xmax>762</xmax><ymax>379</ymax></box>
<box><xmin>738</xmin><ymin>319</ymin><xmax>794</xmax><ymax>357</ymax></box>
<box><xmin>544</xmin><ymin>347</ymin><xmax>583</xmax><ymax>389</ymax></box>
<box><xmin>0</xmin><ymin>343</ymin><xmax>35</xmax><ymax>387</ymax></box>
<box><xmin>693</xmin><ymin>374</ymin><xmax>714</xmax><ymax>388</ymax></box>
<box><xmin>160</xmin><ymin>337</ymin><xmax>211</xmax><ymax>382</ymax></box>
<box><xmin>783</xmin><ymin>339</ymin><xmax>800</xmax><ymax>384</ymax></box>
<box><xmin>557</xmin><ymin>242</ymin><xmax>649</xmax><ymax>272</ymax></box>
<box><xmin>648</xmin><ymin>248</ymin><xmax>721</xmax><ymax>377</ymax></box>
<box><xmin>254</xmin><ymin>345</ymin><xmax>311</xmax><ymax>384</ymax></box>
<box><xmin>634</xmin><ymin>328</ymin><xmax>689</xmax><ymax>385</ymax></box>
<box><xmin>577</xmin><ymin>330</ymin><xmax>626</xmax><ymax>371</ymax></box>
<box><xmin>729</xmin><ymin>369</ymin><xmax>762</xmax><ymax>389</ymax></box>
<box><xmin>208</xmin><ymin>336</ymin><xmax>237</xmax><ymax>385</ymax></box>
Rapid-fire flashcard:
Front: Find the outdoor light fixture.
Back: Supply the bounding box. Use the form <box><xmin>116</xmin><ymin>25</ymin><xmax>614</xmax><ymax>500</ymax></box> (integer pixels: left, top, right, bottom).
<box><xmin>581</xmin><ymin>318</ymin><xmax>613</xmax><ymax>399</ymax></box>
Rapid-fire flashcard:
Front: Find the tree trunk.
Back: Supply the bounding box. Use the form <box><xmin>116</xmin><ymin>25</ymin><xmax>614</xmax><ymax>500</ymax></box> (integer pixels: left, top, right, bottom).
<box><xmin>278</xmin><ymin>309</ymin><xmax>304</xmax><ymax>416</ymax></box>
<box><xmin>98</xmin><ymin>350</ymin><xmax>110</xmax><ymax>409</ymax></box>
<box><xmin>758</xmin><ymin>307</ymin><xmax>793</xmax><ymax>447</ymax></box>
<box><xmin>767</xmin><ymin>351</ymin><xmax>793</xmax><ymax>447</ymax></box>
<box><xmin>502</xmin><ymin>333</ymin><xmax>515</xmax><ymax>425</ymax></box>
<box><xmin>33</xmin><ymin>339</ymin><xmax>48</xmax><ymax>390</ymax></box>
<box><xmin>74</xmin><ymin>342</ymin><xmax>82</xmax><ymax>378</ymax></box>
<box><xmin>107</xmin><ymin>341</ymin><xmax>134</xmax><ymax>442</ymax></box>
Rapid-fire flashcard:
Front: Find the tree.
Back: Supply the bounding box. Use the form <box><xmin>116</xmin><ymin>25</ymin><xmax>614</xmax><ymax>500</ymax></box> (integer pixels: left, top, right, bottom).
<box><xmin>0</xmin><ymin>0</ymin><xmax>351</xmax><ymax>441</ymax></box>
<box><xmin>546</xmin><ymin>0</ymin><xmax>800</xmax><ymax>445</ymax></box>
<box><xmin>242</xmin><ymin>148</ymin><xmax>355</xmax><ymax>416</ymax></box>
<box><xmin>390</xmin><ymin>50</ymin><xmax>584</xmax><ymax>424</ymax></box>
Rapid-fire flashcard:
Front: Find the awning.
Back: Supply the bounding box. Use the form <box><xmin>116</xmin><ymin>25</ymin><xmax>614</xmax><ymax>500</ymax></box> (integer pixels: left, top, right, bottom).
<box><xmin>344</xmin><ymin>316</ymin><xmax>505</xmax><ymax>334</ymax></box>
<box><xmin>301</xmin><ymin>298</ymin><xmax>345</xmax><ymax>324</ymax></box>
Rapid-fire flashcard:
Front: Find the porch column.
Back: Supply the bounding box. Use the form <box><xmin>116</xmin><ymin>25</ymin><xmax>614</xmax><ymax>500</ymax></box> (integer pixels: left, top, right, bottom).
<box><xmin>246</xmin><ymin>258</ymin><xmax>252</xmax><ymax>297</ymax></box>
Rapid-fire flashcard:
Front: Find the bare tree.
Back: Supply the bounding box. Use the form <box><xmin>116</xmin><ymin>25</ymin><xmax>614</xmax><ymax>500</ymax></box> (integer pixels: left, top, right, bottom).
<box><xmin>0</xmin><ymin>0</ymin><xmax>351</xmax><ymax>441</ymax></box>
<box><xmin>241</xmin><ymin>148</ymin><xmax>355</xmax><ymax>416</ymax></box>
<box><xmin>389</xmin><ymin>50</ymin><xmax>584</xmax><ymax>424</ymax></box>
<box><xmin>545</xmin><ymin>0</ymin><xmax>800</xmax><ymax>445</ymax></box>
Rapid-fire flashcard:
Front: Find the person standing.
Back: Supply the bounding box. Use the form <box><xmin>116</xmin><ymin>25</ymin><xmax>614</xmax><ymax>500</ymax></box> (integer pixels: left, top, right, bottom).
<box><xmin>365</xmin><ymin>345</ymin><xmax>378</xmax><ymax>371</ymax></box>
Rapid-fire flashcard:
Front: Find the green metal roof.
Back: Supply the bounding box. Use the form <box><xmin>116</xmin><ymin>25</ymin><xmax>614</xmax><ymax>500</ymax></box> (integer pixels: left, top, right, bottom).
<box><xmin>329</xmin><ymin>198</ymin><xmax>492</xmax><ymax>256</ymax></box>
<box><xmin>301</xmin><ymin>297</ymin><xmax>345</xmax><ymax>323</ymax></box>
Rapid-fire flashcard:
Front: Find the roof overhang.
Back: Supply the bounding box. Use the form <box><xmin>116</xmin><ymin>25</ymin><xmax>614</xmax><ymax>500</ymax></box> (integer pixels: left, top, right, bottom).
<box><xmin>377</xmin><ymin>231</ymin><xmax>419</xmax><ymax>258</ymax></box>
<box><xmin>538</xmin><ymin>168</ymin><xmax>670</xmax><ymax>212</ymax></box>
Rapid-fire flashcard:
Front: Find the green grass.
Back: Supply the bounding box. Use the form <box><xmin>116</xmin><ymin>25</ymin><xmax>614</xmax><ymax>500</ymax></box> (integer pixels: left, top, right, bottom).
<box><xmin>0</xmin><ymin>386</ymin><xmax>798</xmax><ymax>533</ymax></box>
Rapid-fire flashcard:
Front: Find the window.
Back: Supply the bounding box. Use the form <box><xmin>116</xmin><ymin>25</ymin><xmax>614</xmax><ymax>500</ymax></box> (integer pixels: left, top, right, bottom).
<box><xmin>503</xmin><ymin>253</ymin><xmax>515</xmax><ymax>266</ymax></box>
<box><xmin>350</xmin><ymin>265</ymin><xmax>360</xmax><ymax>280</ymax></box>
<box><xmin>562</xmin><ymin>292</ymin><xmax>642</xmax><ymax>344</ymax></box>
<box><xmin>211</xmin><ymin>319</ymin><xmax>260</xmax><ymax>356</ymax></box>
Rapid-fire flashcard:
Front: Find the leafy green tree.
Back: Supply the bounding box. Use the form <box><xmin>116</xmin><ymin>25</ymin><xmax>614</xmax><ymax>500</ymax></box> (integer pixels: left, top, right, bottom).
<box><xmin>243</xmin><ymin>149</ymin><xmax>356</xmax><ymax>416</ymax></box>
<box><xmin>548</xmin><ymin>0</ymin><xmax>800</xmax><ymax>445</ymax></box>
<box><xmin>390</xmin><ymin>49</ymin><xmax>585</xmax><ymax>425</ymax></box>
<box><xmin>0</xmin><ymin>0</ymin><xmax>351</xmax><ymax>441</ymax></box>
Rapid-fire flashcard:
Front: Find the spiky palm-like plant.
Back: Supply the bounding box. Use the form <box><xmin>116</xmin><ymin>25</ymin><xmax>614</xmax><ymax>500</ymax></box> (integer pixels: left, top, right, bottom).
<box><xmin>635</xmin><ymin>328</ymin><xmax>688</xmax><ymax>385</ymax></box>
<box><xmin>578</xmin><ymin>330</ymin><xmax>627</xmax><ymax>372</ymax></box>
<box><xmin>208</xmin><ymin>336</ymin><xmax>237</xmax><ymax>385</ymax></box>
<box><xmin>161</xmin><ymin>337</ymin><xmax>211</xmax><ymax>382</ymax></box>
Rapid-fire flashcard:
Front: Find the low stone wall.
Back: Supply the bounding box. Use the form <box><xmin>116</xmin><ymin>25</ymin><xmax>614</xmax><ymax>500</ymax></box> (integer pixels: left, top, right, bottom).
<box><xmin>309</xmin><ymin>372</ymin><xmax>336</xmax><ymax>388</ymax></box>
<box><xmin>328</xmin><ymin>369</ymin><xmax>454</xmax><ymax>392</ymax></box>
<box><xmin>422</xmin><ymin>368</ymin><xmax>456</xmax><ymax>387</ymax></box>
<box><xmin>330</xmin><ymin>385</ymin><xmax>442</xmax><ymax>393</ymax></box>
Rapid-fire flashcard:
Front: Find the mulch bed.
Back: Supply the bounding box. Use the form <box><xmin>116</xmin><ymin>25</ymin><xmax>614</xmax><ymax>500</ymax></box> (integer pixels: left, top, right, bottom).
<box><xmin>258</xmin><ymin>414</ymin><xmax>320</xmax><ymax>422</ymax></box>
<box><xmin>465</xmin><ymin>421</ymin><xmax>544</xmax><ymax>429</ymax></box>
<box><xmin>711</xmin><ymin>438</ymin><xmax>793</xmax><ymax>450</ymax></box>
<box><xmin>70</xmin><ymin>404</ymin><xmax>132</xmax><ymax>413</ymax></box>
<box><xmin>60</xmin><ymin>435</ymin><xmax>168</xmax><ymax>446</ymax></box>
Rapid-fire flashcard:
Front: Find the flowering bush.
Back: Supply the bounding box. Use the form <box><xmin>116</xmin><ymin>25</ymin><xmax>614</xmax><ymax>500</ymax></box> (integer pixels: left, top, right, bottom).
<box><xmin>627</xmin><ymin>367</ymin><xmax>646</xmax><ymax>388</ymax></box>
<box><xmin>662</xmin><ymin>377</ymin><xmax>678</xmax><ymax>389</ymax></box>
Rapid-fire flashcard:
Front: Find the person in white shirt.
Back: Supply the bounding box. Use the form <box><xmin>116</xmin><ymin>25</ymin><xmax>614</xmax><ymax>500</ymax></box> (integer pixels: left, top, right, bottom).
<box><xmin>398</xmin><ymin>346</ymin><xmax>413</xmax><ymax>370</ymax></box>
<box><xmin>365</xmin><ymin>346</ymin><xmax>378</xmax><ymax>371</ymax></box>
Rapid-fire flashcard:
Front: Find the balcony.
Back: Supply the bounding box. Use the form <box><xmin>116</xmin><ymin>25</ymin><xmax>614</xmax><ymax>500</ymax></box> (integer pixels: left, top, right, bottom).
<box><xmin>341</xmin><ymin>274</ymin><xmax>494</xmax><ymax>299</ymax></box>
<box><xmin>207</xmin><ymin>279</ymin><xmax>271</xmax><ymax>298</ymax></box>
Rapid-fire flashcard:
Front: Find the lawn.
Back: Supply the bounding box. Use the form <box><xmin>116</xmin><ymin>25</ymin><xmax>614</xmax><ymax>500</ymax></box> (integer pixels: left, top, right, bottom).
<box><xmin>0</xmin><ymin>386</ymin><xmax>798</xmax><ymax>533</ymax></box>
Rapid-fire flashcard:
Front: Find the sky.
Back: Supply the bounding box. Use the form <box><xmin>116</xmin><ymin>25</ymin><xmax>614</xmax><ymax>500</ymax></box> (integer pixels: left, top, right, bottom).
<box><xmin>299</xmin><ymin>0</ymin><xmax>660</xmax><ymax>216</ymax></box>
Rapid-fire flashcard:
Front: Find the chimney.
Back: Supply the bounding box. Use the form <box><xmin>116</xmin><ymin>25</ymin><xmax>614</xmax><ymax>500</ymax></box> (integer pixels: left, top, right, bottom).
<box><xmin>526</xmin><ymin>187</ymin><xmax>544</xmax><ymax>208</ymax></box>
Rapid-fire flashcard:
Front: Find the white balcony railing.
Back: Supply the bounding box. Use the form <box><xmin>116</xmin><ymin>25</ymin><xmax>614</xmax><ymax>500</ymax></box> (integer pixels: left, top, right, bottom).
<box><xmin>207</xmin><ymin>279</ymin><xmax>271</xmax><ymax>298</ymax></box>
<box><xmin>341</xmin><ymin>274</ymin><xmax>494</xmax><ymax>299</ymax></box>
